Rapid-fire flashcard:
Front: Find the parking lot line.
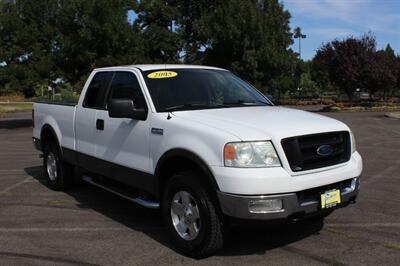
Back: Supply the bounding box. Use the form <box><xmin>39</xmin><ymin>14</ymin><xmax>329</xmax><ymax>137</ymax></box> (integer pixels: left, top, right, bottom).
<box><xmin>327</xmin><ymin>223</ymin><xmax>400</xmax><ymax>228</ymax></box>
<box><xmin>0</xmin><ymin>227</ymin><xmax>163</xmax><ymax>232</ymax></box>
<box><xmin>0</xmin><ymin>251</ymin><xmax>99</xmax><ymax>266</ymax></box>
<box><xmin>0</xmin><ymin>169</ymin><xmax>27</xmax><ymax>172</ymax></box>
<box><xmin>0</xmin><ymin>177</ymin><xmax>32</xmax><ymax>196</ymax></box>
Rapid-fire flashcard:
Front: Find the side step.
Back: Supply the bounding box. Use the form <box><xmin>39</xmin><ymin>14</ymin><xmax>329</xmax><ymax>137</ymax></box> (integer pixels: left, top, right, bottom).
<box><xmin>82</xmin><ymin>176</ymin><xmax>160</xmax><ymax>209</ymax></box>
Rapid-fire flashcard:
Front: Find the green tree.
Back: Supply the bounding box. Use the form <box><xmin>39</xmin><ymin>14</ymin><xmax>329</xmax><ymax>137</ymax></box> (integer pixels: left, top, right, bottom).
<box><xmin>135</xmin><ymin>0</ymin><xmax>182</xmax><ymax>63</ymax></box>
<box><xmin>175</xmin><ymin>0</ymin><xmax>215</xmax><ymax>64</ymax></box>
<box><xmin>0</xmin><ymin>0</ymin><xmax>145</xmax><ymax>95</ymax></box>
<box><xmin>0</xmin><ymin>0</ymin><xmax>60</xmax><ymax>97</ymax></box>
<box><xmin>299</xmin><ymin>72</ymin><xmax>319</xmax><ymax>98</ymax></box>
<box><xmin>56</xmin><ymin>0</ymin><xmax>144</xmax><ymax>88</ymax></box>
<box><xmin>397</xmin><ymin>56</ymin><xmax>400</xmax><ymax>96</ymax></box>
<box><xmin>310</xmin><ymin>57</ymin><xmax>336</xmax><ymax>94</ymax></box>
<box><xmin>187</xmin><ymin>0</ymin><xmax>295</xmax><ymax>92</ymax></box>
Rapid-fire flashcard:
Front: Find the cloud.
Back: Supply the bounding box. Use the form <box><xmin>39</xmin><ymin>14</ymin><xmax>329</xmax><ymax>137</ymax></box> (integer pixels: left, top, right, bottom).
<box><xmin>283</xmin><ymin>0</ymin><xmax>400</xmax><ymax>35</ymax></box>
<box><xmin>283</xmin><ymin>0</ymin><xmax>400</xmax><ymax>59</ymax></box>
<box><xmin>306</xmin><ymin>28</ymin><xmax>357</xmax><ymax>39</ymax></box>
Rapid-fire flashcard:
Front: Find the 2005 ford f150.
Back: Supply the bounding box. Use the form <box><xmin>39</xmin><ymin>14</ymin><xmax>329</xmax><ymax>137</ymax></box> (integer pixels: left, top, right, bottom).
<box><xmin>32</xmin><ymin>64</ymin><xmax>362</xmax><ymax>257</ymax></box>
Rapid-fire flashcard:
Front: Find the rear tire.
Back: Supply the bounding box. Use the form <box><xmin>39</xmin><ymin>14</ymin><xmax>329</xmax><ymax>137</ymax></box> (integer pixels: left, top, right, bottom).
<box><xmin>162</xmin><ymin>171</ymin><xmax>225</xmax><ymax>258</ymax></box>
<box><xmin>43</xmin><ymin>141</ymin><xmax>74</xmax><ymax>191</ymax></box>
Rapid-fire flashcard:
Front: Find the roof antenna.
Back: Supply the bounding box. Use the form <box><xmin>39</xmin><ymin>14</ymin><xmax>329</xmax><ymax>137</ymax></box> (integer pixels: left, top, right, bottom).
<box><xmin>167</xmin><ymin>112</ymin><xmax>172</xmax><ymax>120</ymax></box>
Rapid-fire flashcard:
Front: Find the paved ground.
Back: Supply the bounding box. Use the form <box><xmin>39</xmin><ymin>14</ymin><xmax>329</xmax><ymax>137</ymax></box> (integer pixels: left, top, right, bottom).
<box><xmin>0</xmin><ymin>111</ymin><xmax>399</xmax><ymax>265</ymax></box>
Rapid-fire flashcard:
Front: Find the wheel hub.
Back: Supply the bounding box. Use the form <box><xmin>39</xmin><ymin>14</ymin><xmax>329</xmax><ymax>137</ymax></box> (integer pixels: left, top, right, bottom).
<box><xmin>46</xmin><ymin>152</ymin><xmax>57</xmax><ymax>181</ymax></box>
<box><xmin>170</xmin><ymin>191</ymin><xmax>201</xmax><ymax>240</ymax></box>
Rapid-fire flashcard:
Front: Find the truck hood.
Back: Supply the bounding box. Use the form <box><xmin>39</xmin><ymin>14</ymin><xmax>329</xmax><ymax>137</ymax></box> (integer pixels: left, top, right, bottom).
<box><xmin>172</xmin><ymin>106</ymin><xmax>349</xmax><ymax>141</ymax></box>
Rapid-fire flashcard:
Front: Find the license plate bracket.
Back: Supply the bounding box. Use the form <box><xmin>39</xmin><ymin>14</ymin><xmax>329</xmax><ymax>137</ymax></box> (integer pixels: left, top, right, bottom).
<box><xmin>321</xmin><ymin>189</ymin><xmax>341</xmax><ymax>209</ymax></box>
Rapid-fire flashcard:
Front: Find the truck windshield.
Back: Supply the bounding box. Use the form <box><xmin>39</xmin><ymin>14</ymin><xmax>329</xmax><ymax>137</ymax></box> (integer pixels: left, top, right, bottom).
<box><xmin>142</xmin><ymin>68</ymin><xmax>271</xmax><ymax>112</ymax></box>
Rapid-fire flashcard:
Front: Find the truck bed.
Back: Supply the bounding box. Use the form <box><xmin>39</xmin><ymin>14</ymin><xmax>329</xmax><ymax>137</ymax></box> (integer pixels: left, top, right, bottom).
<box><xmin>33</xmin><ymin>101</ymin><xmax>77</xmax><ymax>152</ymax></box>
<box><xmin>35</xmin><ymin>100</ymin><xmax>78</xmax><ymax>106</ymax></box>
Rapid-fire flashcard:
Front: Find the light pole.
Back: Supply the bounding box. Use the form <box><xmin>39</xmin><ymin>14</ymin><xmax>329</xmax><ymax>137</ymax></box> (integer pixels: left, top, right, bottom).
<box><xmin>293</xmin><ymin>27</ymin><xmax>306</xmax><ymax>59</ymax></box>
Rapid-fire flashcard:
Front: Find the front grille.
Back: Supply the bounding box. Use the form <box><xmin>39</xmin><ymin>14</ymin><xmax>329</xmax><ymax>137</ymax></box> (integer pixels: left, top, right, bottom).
<box><xmin>281</xmin><ymin>131</ymin><xmax>351</xmax><ymax>172</ymax></box>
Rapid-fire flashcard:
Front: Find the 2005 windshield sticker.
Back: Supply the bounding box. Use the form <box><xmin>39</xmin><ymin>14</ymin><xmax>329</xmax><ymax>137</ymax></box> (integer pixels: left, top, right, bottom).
<box><xmin>147</xmin><ymin>71</ymin><xmax>178</xmax><ymax>79</ymax></box>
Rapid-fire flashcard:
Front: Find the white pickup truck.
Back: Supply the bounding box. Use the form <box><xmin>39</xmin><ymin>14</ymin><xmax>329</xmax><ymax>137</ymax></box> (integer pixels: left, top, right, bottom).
<box><xmin>33</xmin><ymin>64</ymin><xmax>362</xmax><ymax>257</ymax></box>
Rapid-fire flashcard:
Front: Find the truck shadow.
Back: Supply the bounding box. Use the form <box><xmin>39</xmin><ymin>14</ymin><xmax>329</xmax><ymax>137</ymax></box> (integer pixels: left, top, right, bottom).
<box><xmin>24</xmin><ymin>166</ymin><xmax>324</xmax><ymax>258</ymax></box>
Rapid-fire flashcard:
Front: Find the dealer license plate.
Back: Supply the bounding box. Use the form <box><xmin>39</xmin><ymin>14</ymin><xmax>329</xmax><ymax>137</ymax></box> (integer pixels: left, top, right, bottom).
<box><xmin>321</xmin><ymin>189</ymin><xmax>341</xmax><ymax>209</ymax></box>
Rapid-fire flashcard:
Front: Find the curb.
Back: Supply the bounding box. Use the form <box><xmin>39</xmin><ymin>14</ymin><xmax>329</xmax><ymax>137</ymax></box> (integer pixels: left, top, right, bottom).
<box><xmin>0</xmin><ymin>118</ymin><xmax>32</xmax><ymax>129</ymax></box>
<box><xmin>384</xmin><ymin>112</ymin><xmax>400</xmax><ymax>119</ymax></box>
<box><xmin>0</xmin><ymin>112</ymin><xmax>32</xmax><ymax>129</ymax></box>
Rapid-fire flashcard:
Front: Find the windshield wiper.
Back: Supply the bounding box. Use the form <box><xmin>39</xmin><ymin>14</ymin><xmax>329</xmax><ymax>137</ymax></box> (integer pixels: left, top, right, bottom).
<box><xmin>163</xmin><ymin>103</ymin><xmax>209</xmax><ymax>112</ymax></box>
<box><xmin>223</xmin><ymin>100</ymin><xmax>268</xmax><ymax>106</ymax></box>
<box><xmin>163</xmin><ymin>103</ymin><xmax>234</xmax><ymax>112</ymax></box>
<box><xmin>163</xmin><ymin>99</ymin><xmax>269</xmax><ymax>112</ymax></box>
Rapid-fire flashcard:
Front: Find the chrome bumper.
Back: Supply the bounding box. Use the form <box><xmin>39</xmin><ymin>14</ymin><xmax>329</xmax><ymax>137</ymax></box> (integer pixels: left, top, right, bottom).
<box><xmin>217</xmin><ymin>177</ymin><xmax>360</xmax><ymax>220</ymax></box>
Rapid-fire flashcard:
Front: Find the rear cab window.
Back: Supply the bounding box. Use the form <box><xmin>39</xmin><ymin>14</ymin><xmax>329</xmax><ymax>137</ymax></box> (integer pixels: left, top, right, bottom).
<box><xmin>83</xmin><ymin>72</ymin><xmax>113</xmax><ymax>109</ymax></box>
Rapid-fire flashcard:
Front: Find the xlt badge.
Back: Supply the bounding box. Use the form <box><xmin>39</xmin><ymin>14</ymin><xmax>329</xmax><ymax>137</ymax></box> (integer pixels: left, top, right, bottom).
<box><xmin>151</xmin><ymin>128</ymin><xmax>164</xmax><ymax>135</ymax></box>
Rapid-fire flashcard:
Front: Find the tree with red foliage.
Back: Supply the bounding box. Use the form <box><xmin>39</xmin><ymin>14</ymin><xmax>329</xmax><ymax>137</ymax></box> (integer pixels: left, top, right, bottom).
<box><xmin>313</xmin><ymin>33</ymin><xmax>376</xmax><ymax>105</ymax></box>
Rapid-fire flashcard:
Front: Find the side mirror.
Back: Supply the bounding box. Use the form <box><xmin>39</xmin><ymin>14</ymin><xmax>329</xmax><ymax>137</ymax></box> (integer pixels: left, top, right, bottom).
<box><xmin>108</xmin><ymin>99</ymin><xmax>147</xmax><ymax>120</ymax></box>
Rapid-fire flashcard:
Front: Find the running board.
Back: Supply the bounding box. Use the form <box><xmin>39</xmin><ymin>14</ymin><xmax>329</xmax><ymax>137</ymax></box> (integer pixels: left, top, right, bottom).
<box><xmin>82</xmin><ymin>176</ymin><xmax>160</xmax><ymax>209</ymax></box>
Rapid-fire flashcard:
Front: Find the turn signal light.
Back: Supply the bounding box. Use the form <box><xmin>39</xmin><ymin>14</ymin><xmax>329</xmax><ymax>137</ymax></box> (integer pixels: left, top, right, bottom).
<box><xmin>224</xmin><ymin>144</ymin><xmax>236</xmax><ymax>161</ymax></box>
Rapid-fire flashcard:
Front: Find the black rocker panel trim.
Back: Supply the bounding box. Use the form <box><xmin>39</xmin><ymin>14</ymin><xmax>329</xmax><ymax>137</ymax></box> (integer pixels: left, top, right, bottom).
<box><xmin>62</xmin><ymin>147</ymin><xmax>157</xmax><ymax>196</ymax></box>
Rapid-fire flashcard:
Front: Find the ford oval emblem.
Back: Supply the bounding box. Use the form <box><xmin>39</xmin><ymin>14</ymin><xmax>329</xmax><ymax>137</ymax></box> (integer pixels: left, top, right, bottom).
<box><xmin>317</xmin><ymin>145</ymin><xmax>333</xmax><ymax>156</ymax></box>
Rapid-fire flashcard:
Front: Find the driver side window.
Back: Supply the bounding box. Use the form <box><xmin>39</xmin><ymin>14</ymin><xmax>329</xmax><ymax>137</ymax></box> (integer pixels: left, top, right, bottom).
<box><xmin>108</xmin><ymin>72</ymin><xmax>147</xmax><ymax>109</ymax></box>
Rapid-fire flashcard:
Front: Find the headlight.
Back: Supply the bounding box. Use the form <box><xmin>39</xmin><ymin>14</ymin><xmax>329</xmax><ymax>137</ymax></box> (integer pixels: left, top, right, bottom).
<box><xmin>350</xmin><ymin>130</ymin><xmax>357</xmax><ymax>153</ymax></box>
<box><xmin>224</xmin><ymin>141</ymin><xmax>281</xmax><ymax>167</ymax></box>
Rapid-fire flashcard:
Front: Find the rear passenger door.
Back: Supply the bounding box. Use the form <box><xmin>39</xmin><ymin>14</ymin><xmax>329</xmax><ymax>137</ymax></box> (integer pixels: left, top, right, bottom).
<box><xmin>75</xmin><ymin>71</ymin><xmax>113</xmax><ymax>172</ymax></box>
<box><xmin>94</xmin><ymin>71</ymin><xmax>152</xmax><ymax>188</ymax></box>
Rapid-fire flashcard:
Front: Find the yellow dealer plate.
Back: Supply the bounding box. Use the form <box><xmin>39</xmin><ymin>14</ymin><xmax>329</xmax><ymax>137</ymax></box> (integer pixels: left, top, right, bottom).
<box><xmin>147</xmin><ymin>71</ymin><xmax>178</xmax><ymax>79</ymax></box>
<box><xmin>321</xmin><ymin>189</ymin><xmax>341</xmax><ymax>208</ymax></box>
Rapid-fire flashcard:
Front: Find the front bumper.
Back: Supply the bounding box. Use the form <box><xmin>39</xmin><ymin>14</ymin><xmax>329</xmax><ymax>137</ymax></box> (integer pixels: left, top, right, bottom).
<box><xmin>217</xmin><ymin>177</ymin><xmax>360</xmax><ymax>220</ymax></box>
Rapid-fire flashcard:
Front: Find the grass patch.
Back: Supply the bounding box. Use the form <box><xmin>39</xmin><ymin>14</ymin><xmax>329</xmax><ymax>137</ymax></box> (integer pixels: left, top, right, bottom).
<box><xmin>0</xmin><ymin>102</ymin><xmax>33</xmax><ymax>114</ymax></box>
<box><xmin>322</xmin><ymin>104</ymin><xmax>400</xmax><ymax>112</ymax></box>
<box><xmin>384</xmin><ymin>243</ymin><xmax>400</xmax><ymax>251</ymax></box>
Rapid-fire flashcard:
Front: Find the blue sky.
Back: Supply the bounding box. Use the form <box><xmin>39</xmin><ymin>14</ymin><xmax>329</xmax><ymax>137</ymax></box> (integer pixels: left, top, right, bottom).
<box><xmin>282</xmin><ymin>0</ymin><xmax>400</xmax><ymax>60</ymax></box>
<box><xmin>128</xmin><ymin>0</ymin><xmax>400</xmax><ymax>61</ymax></box>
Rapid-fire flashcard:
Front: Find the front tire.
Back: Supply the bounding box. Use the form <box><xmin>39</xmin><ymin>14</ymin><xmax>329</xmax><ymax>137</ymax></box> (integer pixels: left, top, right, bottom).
<box><xmin>43</xmin><ymin>141</ymin><xmax>74</xmax><ymax>191</ymax></box>
<box><xmin>162</xmin><ymin>171</ymin><xmax>225</xmax><ymax>258</ymax></box>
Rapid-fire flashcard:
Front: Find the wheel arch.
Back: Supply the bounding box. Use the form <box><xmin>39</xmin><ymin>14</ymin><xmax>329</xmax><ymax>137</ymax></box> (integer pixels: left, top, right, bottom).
<box><xmin>40</xmin><ymin>124</ymin><xmax>61</xmax><ymax>153</ymax></box>
<box><xmin>154</xmin><ymin>148</ymin><xmax>220</xmax><ymax>197</ymax></box>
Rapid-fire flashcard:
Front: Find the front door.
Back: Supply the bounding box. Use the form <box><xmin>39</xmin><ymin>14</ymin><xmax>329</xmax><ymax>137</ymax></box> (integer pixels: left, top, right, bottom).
<box><xmin>95</xmin><ymin>70</ymin><xmax>152</xmax><ymax>191</ymax></box>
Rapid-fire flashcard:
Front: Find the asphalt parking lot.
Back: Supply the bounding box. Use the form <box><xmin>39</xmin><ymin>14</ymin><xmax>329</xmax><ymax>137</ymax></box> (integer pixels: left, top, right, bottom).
<box><xmin>0</xmin><ymin>111</ymin><xmax>399</xmax><ymax>265</ymax></box>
